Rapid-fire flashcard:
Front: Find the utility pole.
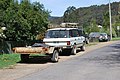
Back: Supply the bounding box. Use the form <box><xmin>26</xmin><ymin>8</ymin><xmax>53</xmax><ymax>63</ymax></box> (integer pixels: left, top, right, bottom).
<box><xmin>109</xmin><ymin>0</ymin><xmax>112</xmax><ymax>40</ymax></box>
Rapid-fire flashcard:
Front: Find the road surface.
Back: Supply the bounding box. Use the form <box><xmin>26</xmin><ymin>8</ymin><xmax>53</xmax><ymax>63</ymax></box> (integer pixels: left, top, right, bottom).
<box><xmin>17</xmin><ymin>41</ymin><xmax>120</xmax><ymax>80</ymax></box>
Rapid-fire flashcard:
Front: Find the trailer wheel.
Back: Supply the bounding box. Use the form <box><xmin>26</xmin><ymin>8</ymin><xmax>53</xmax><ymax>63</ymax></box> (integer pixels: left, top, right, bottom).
<box><xmin>20</xmin><ymin>54</ymin><xmax>29</xmax><ymax>62</ymax></box>
<box><xmin>51</xmin><ymin>50</ymin><xmax>59</xmax><ymax>62</ymax></box>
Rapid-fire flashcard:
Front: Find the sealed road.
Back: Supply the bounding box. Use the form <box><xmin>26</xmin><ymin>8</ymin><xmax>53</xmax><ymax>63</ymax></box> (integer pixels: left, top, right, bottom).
<box><xmin>17</xmin><ymin>41</ymin><xmax>120</xmax><ymax>80</ymax></box>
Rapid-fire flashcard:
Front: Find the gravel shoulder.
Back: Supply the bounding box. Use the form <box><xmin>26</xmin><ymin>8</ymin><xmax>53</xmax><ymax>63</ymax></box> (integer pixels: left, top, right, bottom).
<box><xmin>0</xmin><ymin>41</ymin><xmax>119</xmax><ymax>80</ymax></box>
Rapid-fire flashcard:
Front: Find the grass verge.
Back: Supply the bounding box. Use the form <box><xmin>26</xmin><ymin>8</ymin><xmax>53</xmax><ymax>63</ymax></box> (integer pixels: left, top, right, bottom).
<box><xmin>86</xmin><ymin>42</ymin><xmax>98</xmax><ymax>47</ymax></box>
<box><xmin>112</xmin><ymin>37</ymin><xmax>120</xmax><ymax>41</ymax></box>
<box><xmin>0</xmin><ymin>53</ymin><xmax>47</xmax><ymax>69</ymax></box>
<box><xmin>0</xmin><ymin>54</ymin><xmax>20</xmax><ymax>69</ymax></box>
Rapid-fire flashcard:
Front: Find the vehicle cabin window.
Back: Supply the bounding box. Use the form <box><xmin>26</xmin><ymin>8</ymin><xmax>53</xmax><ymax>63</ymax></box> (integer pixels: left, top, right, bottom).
<box><xmin>70</xmin><ymin>29</ymin><xmax>79</xmax><ymax>37</ymax></box>
<box><xmin>45</xmin><ymin>30</ymin><xmax>69</xmax><ymax>38</ymax></box>
<box><xmin>78</xmin><ymin>29</ymin><xmax>86</xmax><ymax>36</ymax></box>
<box><xmin>78</xmin><ymin>29</ymin><xmax>83</xmax><ymax>36</ymax></box>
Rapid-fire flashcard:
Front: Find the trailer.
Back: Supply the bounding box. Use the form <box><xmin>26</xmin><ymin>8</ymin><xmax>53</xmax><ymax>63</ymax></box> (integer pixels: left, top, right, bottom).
<box><xmin>13</xmin><ymin>43</ymin><xmax>60</xmax><ymax>62</ymax></box>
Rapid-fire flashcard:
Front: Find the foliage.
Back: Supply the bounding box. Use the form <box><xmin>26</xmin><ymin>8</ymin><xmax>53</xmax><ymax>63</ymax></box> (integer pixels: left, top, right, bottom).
<box><xmin>0</xmin><ymin>54</ymin><xmax>20</xmax><ymax>69</ymax></box>
<box><xmin>0</xmin><ymin>0</ymin><xmax>50</xmax><ymax>41</ymax></box>
<box><xmin>90</xmin><ymin>19</ymin><xmax>100</xmax><ymax>32</ymax></box>
<box><xmin>112</xmin><ymin>37</ymin><xmax>120</xmax><ymax>41</ymax></box>
<box><xmin>0</xmin><ymin>27</ymin><xmax>6</xmax><ymax>40</ymax></box>
<box><xmin>103</xmin><ymin>12</ymin><xmax>117</xmax><ymax>37</ymax></box>
<box><xmin>63</xmin><ymin>6</ymin><xmax>78</xmax><ymax>23</ymax></box>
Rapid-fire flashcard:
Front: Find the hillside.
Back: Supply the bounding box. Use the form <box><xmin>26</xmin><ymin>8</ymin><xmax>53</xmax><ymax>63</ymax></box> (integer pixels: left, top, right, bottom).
<box><xmin>49</xmin><ymin>2</ymin><xmax>120</xmax><ymax>27</ymax></box>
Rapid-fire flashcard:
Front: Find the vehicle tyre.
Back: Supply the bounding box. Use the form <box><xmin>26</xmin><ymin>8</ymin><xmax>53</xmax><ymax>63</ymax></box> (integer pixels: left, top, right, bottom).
<box><xmin>99</xmin><ymin>40</ymin><xmax>102</xmax><ymax>42</ymax></box>
<box><xmin>51</xmin><ymin>50</ymin><xmax>59</xmax><ymax>62</ymax></box>
<box><xmin>71</xmin><ymin>45</ymin><xmax>77</xmax><ymax>55</ymax></box>
<box><xmin>20</xmin><ymin>54</ymin><xmax>29</xmax><ymax>62</ymax></box>
<box><xmin>80</xmin><ymin>45</ymin><xmax>85</xmax><ymax>51</ymax></box>
<box><xmin>86</xmin><ymin>38</ymin><xmax>89</xmax><ymax>44</ymax></box>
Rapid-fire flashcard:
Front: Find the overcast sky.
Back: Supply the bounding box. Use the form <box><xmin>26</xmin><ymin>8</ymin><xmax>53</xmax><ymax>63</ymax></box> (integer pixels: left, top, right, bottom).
<box><xmin>30</xmin><ymin>0</ymin><xmax>120</xmax><ymax>17</ymax></box>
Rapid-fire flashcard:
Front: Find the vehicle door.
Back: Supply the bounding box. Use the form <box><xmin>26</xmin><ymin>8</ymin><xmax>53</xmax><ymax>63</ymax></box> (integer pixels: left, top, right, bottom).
<box><xmin>70</xmin><ymin>29</ymin><xmax>80</xmax><ymax>46</ymax></box>
<box><xmin>78</xmin><ymin>29</ymin><xmax>85</xmax><ymax>43</ymax></box>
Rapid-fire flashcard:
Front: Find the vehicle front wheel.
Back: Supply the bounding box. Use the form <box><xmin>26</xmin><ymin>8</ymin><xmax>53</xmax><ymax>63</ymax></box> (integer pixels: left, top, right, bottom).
<box><xmin>51</xmin><ymin>50</ymin><xmax>59</xmax><ymax>62</ymax></box>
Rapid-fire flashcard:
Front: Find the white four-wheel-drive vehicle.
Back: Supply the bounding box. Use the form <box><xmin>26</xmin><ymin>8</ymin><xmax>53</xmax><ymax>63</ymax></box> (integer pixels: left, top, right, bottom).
<box><xmin>43</xmin><ymin>28</ymin><xmax>85</xmax><ymax>60</ymax></box>
<box><xmin>13</xmin><ymin>28</ymin><xmax>85</xmax><ymax>62</ymax></box>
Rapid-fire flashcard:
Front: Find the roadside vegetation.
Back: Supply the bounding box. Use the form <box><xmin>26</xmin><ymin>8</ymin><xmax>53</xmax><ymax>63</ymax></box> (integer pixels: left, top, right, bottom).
<box><xmin>0</xmin><ymin>0</ymin><xmax>50</xmax><ymax>41</ymax></box>
<box><xmin>0</xmin><ymin>53</ymin><xmax>48</xmax><ymax>69</ymax></box>
<box><xmin>0</xmin><ymin>54</ymin><xmax>20</xmax><ymax>69</ymax></box>
<box><xmin>86</xmin><ymin>42</ymin><xmax>98</xmax><ymax>47</ymax></box>
<box><xmin>112</xmin><ymin>37</ymin><xmax>120</xmax><ymax>41</ymax></box>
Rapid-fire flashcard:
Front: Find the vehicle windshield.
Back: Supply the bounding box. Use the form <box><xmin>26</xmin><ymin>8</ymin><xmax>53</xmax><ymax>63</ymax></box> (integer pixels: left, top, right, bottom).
<box><xmin>89</xmin><ymin>32</ymin><xmax>100</xmax><ymax>37</ymax></box>
<box><xmin>100</xmin><ymin>33</ymin><xmax>107</xmax><ymax>36</ymax></box>
<box><xmin>45</xmin><ymin>30</ymin><xmax>69</xmax><ymax>38</ymax></box>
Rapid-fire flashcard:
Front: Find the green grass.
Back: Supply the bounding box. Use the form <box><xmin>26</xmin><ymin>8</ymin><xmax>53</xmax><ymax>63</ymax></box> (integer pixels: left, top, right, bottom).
<box><xmin>112</xmin><ymin>37</ymin><xmax>120</xmax><ymax>41</ymax></box>
<box><xmin>0</xmin><ymin>53</ymin><xmax>47</xmax><ymax>69</ymax></box>
<box><xmin>0</xmin><ymin>54</ymin><xmax>20</xmax><ymax>69</ymax></box>
<box><xmin>86</xmin><ymin>42</ymin><xmax>98</xmax><ymax>47</ymax></box>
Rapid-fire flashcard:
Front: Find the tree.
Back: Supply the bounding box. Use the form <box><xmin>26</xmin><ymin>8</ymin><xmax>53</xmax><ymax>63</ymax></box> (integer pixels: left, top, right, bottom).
<box><xmin>0</xmin><ymin>27</ymin><xmax>6</xmax><ymax>41</ymax></box>
<box><xmin>103</xmin><ymin>11</ymin><xmax>117</xmax><ymax>37</ymax></box>
<box><xmin>63</xmin><ymin>6</ymin><xmax>77</xmax><ymax>22</ymax></box>
<box><xmin>90</xmin><ymin>18</ymin><xmax>100</xmax><ymax>32</ymax></box>
<box><xmin>0</xmin><ymin>0</ymin><xmax>50</xmax><ymax>41</ymax></box>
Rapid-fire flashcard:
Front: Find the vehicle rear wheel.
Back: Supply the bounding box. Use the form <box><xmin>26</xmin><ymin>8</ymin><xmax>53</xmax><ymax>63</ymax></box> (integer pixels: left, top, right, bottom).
<box><xmin>20</xmin><ymin>54</ymin><xmax>29</xmax><ymax>62</ymax></box>
<box><xmin>71</xmin><ymin>46</ymin><xmax>77</xmax><ymax>55</ymax></box>
<box><xmin>51</xmin><ymin>50</ymin><xmax>59</xmax><ymax>62</ymax></box>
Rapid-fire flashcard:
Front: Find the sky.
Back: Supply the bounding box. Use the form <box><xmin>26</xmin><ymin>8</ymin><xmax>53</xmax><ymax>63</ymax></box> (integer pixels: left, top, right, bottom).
<box><xmin>30</xmin><ymin>0</ymin><xmax>120</xmax><ymax>17</ymax></box>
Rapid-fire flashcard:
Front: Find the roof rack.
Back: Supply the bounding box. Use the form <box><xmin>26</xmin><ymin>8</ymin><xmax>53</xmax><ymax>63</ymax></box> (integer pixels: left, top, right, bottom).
<box><xmin>48</xmin><ymin>23</ymin><xmax>80</xmax><ymax>29</ymax></box>
<box><xmin>60</xmin><ymin>23</ymin><xmax>79</xmax><ymax>28</ymax></box>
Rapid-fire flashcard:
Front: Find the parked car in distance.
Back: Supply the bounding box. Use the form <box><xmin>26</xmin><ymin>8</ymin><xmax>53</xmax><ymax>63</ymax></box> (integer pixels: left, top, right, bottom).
<box><xmin>99</xmin><ymin>33</ymin><xmax>110</xmax><ymax>42</ymax></box>
<box><xmin>89</xmin><ymin>32</ymin><xmax>110</xmax><ymax>42</ymax></box>
<box><xmin>89</xmin><ymin>32</ymin><xmax>101</xmax><ymax>42</ymax></box>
